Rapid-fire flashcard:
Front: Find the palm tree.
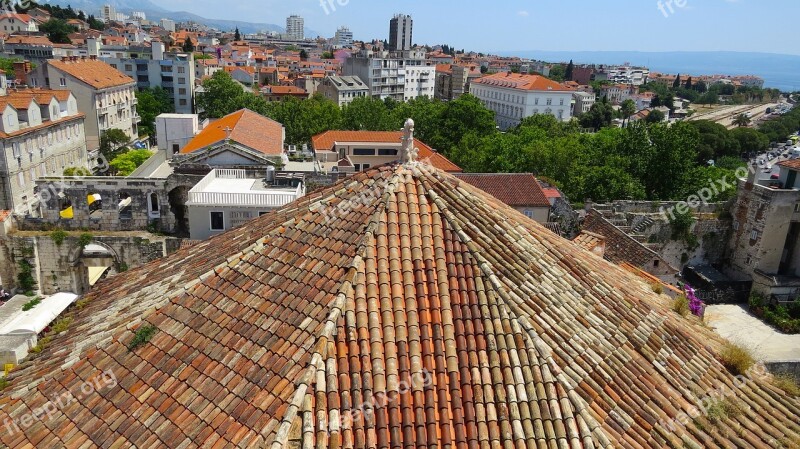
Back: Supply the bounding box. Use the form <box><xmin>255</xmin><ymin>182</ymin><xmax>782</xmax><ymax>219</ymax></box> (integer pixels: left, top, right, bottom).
<box><xmin>621</xmin><ymin>99</ymin><xmax>637</xmax><ymax>127</ymax></box>
<box><xmin>733</xmin><ymin>113</ymin><xmax>751</xmax><ymax>127</ymax></box>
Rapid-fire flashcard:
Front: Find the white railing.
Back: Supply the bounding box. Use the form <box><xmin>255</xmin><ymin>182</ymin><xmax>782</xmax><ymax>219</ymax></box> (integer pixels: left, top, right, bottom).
<box><xmin>188</xmin><ymin>191</ymin><xmax>300</xmax><ymax>208</ymax></box>
<box><xmin>215</xmin><ymin>169</ymin><xmax>248</xmax><ymax>179</ymax></box>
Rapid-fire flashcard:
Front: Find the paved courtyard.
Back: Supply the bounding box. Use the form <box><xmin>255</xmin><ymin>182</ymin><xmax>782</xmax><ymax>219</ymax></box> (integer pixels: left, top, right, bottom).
<box><xmin>705</xmin><ymin>304</ymin><xmax>800</xmax><ymax>362</ymax></box>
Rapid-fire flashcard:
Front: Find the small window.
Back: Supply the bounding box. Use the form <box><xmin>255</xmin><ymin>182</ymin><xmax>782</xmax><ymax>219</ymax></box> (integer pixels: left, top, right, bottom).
<box><xmin>378</xmin><ymin>149</ymin><xmax>398</xmax><ymax>156</ymax></box>
<box><xmin>750</xmin><ymin>230</ymin><xmax>759</xmax><ymax>241</ymax></box>
<box><xmin>59</xmin><ymin>78</ymin><xmax>67</xmax><ymax>87</ymax></box>
<box><xmin>795</xmin><ymin>203</ymin><xmax>800</xmax><ymax>213</ymax></box>
<box><xmin>352</xmin><ymin>148</ymin><xmax>376</xmax><ymax>156</ymax></box>
<box><xmin>654</xmin><ymin>260</ymin><xmax>660</xmax><ymax>268</ymax></box>
<box><xmin>210</xmin><ymin>211</ymin><xmax>224</xmax><ymax>231</ymax></box>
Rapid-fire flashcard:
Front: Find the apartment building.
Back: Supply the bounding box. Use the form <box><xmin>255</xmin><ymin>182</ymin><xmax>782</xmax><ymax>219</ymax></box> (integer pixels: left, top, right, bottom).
<box><xmin>28</xmin><ymin>56</ymin><xmax>139</xmax><ymax>150</ymax></box>
<box><xmin>0</xmin><ymin>13</ymin><xmax>39</xmax><ymax>33</ymax></box>
<box><xmin>572</xmin><ymin>90</ymin><xmax>596</xmax><ymax>116</ymax></box>
<box><xmin>593</xmin><ymin>64</ymin><xmax>650</xmax><ymax>86</ymax></box>
<box><xmin>318</xmin><ymin>75</ymin><xmax>369</xmax><ymax>107</ymax></box>
<box><xmin>343</xmin><ymin>49</ymin><xmax>435</xmax><ymax>102</ymax></box>
<box><xmin>0</xmin><ymin>77</ymin><xmax>88</xmax><ymax>215</ymax></box>
<box><xmin>434</xmin><ymin>64</ymin><xmax>481</xmax><ymax>101</ymax></box>
<box><xmin>389</xmin><ymin>14</ymin><xmax>413</xmax><ymax>51</ymax></box>
<box><xmin>334</xmin><ymin>26</ymin><xmax>353</xmax><ymax>48</ymax></box>
<box><xmin>103</xmin><ymin>42</ymin><xmax>196</xmax><ymax>113</ymax></box>
<box><xmin>470</xmin><ymin>72</ymin><xmax>574</xmax><ymax>130</ymax></box>
<box><xmin>285</xmin><ymin>15</ymin><xmax>304</xmax><ymax>41</ymax></box>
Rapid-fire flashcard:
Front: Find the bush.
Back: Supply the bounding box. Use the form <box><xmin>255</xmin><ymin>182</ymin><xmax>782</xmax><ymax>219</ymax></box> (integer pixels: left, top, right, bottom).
<box><xmin>772</xmin><ymin>374</ymin><xmax>800</xmax><ymax>396</ymax></box>
<box><xmin>17</xmin><ymin>260</ymin><xmax>36</xmax><ymax>292</ymax></box>
<box><xmin>21</xmin><ymin>297</ymin><xmax>42</xmax><ymax>311</ymax></box>
<box><xmin>0</xmin><ymin>378</ymin><xmax>8</xmax><ymax>391</ymax></box>
<box><xmin>51</xmin><ymin>317</ymin><xmax>73</xmax><ymax>334</ymax></box>
<box><xmin>651</xmin><ymin>283</ymin><xmax>664</xmax><ymax>295</ymax></box>
<box><xmin>719</xmin><ymin>342</ymin><xmax>755</xmax><ymax>375</ymax></box>
<box><xmin>50</xmin><ymin>229</ymin><xmax>68</xmax><ymax>246</ymax></box>
<box><xmin>128</xmin><ymin>324</ymin><xmax>157</xmax><ymax>351</ymax></box>
<box><xmin>77</xmin><ymin>233</ymin><xmax>93</xmax><ymax>249</ymax></box>
<box><xmin>673</xmin><ymin>295</ymin><xmax>690</xmax><ymax>317</ymax></box>
<box><xmin>705</xmin><ymin>398</ymin><xmax>742</xmax><ymax>424</ymax></box>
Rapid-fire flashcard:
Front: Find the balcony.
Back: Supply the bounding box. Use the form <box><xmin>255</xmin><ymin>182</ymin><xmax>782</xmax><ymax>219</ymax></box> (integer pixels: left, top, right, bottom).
<box><xmin>187</xmin><ymin>169</ymin><xmax>305</xmax><ymax>208</ymax></box>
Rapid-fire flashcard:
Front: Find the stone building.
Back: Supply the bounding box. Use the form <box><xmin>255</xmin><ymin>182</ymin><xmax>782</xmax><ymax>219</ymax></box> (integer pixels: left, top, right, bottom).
<box><xmin>0</xmin><ymin>80</ymin><xmax>88</xmax><ymax>216</ymax></box>
<box><xmin>27</xmin><ymin>56</ymin><xmax>139</xmax><ymax>150</ymax></box>
<box><xmin>728</xmin><ymin>161</ymin><xmax>800</xmax><ymax>299</ymax></box>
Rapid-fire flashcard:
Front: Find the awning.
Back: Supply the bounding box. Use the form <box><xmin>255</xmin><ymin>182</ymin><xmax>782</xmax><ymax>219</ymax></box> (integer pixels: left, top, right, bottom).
<box><xmin>0</xmin><ymin>293</ymin><xmax>79</xmax><ymax>335</ymax></box>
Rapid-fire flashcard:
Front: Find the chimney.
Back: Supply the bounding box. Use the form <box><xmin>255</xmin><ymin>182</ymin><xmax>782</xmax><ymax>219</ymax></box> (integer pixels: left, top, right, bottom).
<box><xmin>81</xmin><ymin>55</ymin><xmax>87</xmax><ymax>60</ymax></box>
<box><xmin>13</xmin><ymin>61</ymin><xmax>30</xmax><ymax>85</ymax></box>
<box><xmin>61</xmin><ymin>56</ymin><xmax>68</xmax><ymax>62</ymax></box>
<box><xmin>90</xmin><ymin>55</ymin><xmax>97</xmax><ymax>60</ymax></box>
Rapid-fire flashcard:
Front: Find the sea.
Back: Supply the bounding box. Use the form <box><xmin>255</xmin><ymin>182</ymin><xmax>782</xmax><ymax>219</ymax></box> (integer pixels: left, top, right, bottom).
<box><xmin>501</xmin><ymin>51</ymin><xmax>800</xmax><ymax>92</ymax></box>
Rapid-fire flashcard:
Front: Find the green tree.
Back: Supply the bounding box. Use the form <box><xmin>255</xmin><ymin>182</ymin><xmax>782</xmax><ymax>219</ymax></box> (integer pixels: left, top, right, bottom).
<box><xmin>685</xmin><ymin>76</ymin><xmax>693</xmax><ymax>90</ymax></box>
<box><xmin>136</xmin><ymin>87</ymin><xmax>175</xmax><ymax>137</ymax></box>
<box><xmin>730</xmin><ymin>127</ymin><xmax>769</xmax><ymax>155</ymax></box>
<box><xmin>733</xmin><ymin>113</ymin><xmax>751</xmax><ymax>128</ymax></box>
<box><xmin>264</xmin><ymin>94</ymin><xmax>341</xmax><ymax>145</ymax></box>
<box><xmin>438</xmin><ymin>94</ymin><xmax>496</xmax><ymax>155</ymax></box>
<box><xmin>39</xmin><ymin>19</ymin><xmax>76</xmax><ymax>44</ymax></box>
<box><xmin>88</xmin><ymin>14</ymin><xmax>104</xmax><ymax>30</ymax></box>
<box><xmin>182</xmin><ymin>38</ymin><xmax>195</xmax><ymax>52</ymax></box>
<box><xmin>99</xmin><ymin>129</ymin><xmax>131</xmax><ymax>162</ymax></box>
<box><xmin>196</xmin><ymin>71</ymin><xmax>250</xmax><ymax>118</ymax></box>
<box><xmin>620</xmin><ymin>99</ymin><xmax>637</xmax><ymax>127</ymax></box>
<box><xmin>580</xmin><ymin>97</ymin><xmax>614</xmax><ymax>130</ymax></box>
<box><xmin>234</xmin><ymin>27</ymin><xmax>241</xmax><ymax>41</ymax></box>
<box><xmin>645</xmin><ymin>109</ymin><xmax>665</xmax><ymax>124</ymax></box>
<box><xmin>299</xmin><ymin>49</ymin><xmax>308</xmax><ymax>60</ymax></box>
<box><xmin>673</xmin><ymin>74</ymin><xmax>682</xmax><ymax>89</ymax></box>
<box><xmin>341</xmin><ymin>97</ymin><xmax>396</xmax><ymax>131</ymax></box>
<box><xmin>565</xmin><ymin>59</ymin><xmax>574</xmax><ymax>81</ymax></box>
<box><xmin>109</xmin><ymin>149</ymin><xmax>154</xmax><ymax>176</ymax></box>
<box><xmin>321</xmin><ymin>51</ymin><xmax>335</xmax><ymax>59</ymax></box>
<box><xmin>548</xmin><ymin>64</ymin><xmax>566</xmax><ymax>82</ymax></box>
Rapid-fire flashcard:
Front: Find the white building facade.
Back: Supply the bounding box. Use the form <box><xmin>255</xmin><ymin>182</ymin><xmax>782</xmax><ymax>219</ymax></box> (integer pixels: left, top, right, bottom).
<box><xmin>470</xmin><ymin>72</ymin><xmax>574</xmax><ymax>130</ymax></box>
<box><xmin>343</xmin><ymin>49</ymin><xmax>434</xmax><ymax>102</ymax></box>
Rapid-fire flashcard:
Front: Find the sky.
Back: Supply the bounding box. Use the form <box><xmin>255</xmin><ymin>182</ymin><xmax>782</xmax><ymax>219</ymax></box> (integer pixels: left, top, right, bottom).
<box><xmin>155</xmin><ymin>0</ymin><xmax>799</xmax><ymax>55</ymax></box>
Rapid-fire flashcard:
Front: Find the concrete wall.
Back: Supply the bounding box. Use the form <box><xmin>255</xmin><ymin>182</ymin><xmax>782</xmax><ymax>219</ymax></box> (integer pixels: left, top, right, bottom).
<box><xmin>188</xmin><ymin>205</ymin><xmax>274</xmax><ymax>240</ymax></box>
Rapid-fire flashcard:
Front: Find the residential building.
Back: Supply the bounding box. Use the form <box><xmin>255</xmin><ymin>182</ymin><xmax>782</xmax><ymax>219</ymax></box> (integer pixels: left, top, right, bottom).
<box><xmin>262</xmin><ymin>85</ymin><xmax>307</xmax><ymax>102</ymax></box>
<box><xmin>285</xmin><ymin>15</ymin><xmax>304</xmax><ymax>41</ymax></box>
<box><xmin>0</xmin><ymin>12</ymin><xmax>39</xmax><ymax>33</ymax></box>
<box><xmin>3</xmin><ymin>135</ymin><xmax>798</xmax><ymax>448</ymax></box>
<box><xmin>343</xmin><ymin>48</ymin><xmax>435</xmax><ymax>102</ymax></box>
<box><xmin>454</xmin><ymin>173</ymin><xmax>551</xmax><ymax>223</ymax></box>
<box><xmin>572</xmin><ymin>90</ymin><xmax>596</xmax><ymax>116</ymax></box>
<box><xmin>0</xmin><ymin>81</ymin><xmax>88</xmax><ymax>215</ymax></box>
<box><xmin>2</xmin><ymin>35</ymin><xmax>58</xmax><ymax>62</ymax></box>
<box><xmin>388</xmin><ymin>14</ymin><xmax>412</xmax><ymax>51</ymax></box>
<box><xmin>176</xmin><ymin>108</ymin><xmax>285</xmax><ymax>167</ymax></box>
<box><xmin>311</xmin><ymin>130</ymin><xmax>461</xmax><ymax>173</ymax></box>
<box><xmin>27</xmin><ymin>56</ymin><xmax>139</xmax><ymax>150</ymax></box>
<box><xmin>599</xmin><ymin>83</ymin><xmax>637</xmax><ymax>105</ymax></box>
<box><xmin>100</xmin><ymin>4</ymin><xmax>116</xmax><ymax>23</ymax></box>
<box><xmin>155</xmin><ymin>113</ymin><xmax>199</xmax><ymax>157</ymax></box>
<box><xmin>470</xmin><ymin>72</ymin><xmax>575</xmax><ymax>130</ymax></box>
<box><xmin>728</xmin><ymin>161</ymin><xmax>800</xmax><ymax>299</ymax></box>
<box><xmin>593</xmin><ymin>64</ymin><xmax>650</xmax><ymax>86</ymax></box>
<box><xmin>318</xmin><ymin>75</ymin><xmax>369</xmax><ymax>107</ymax></box>
<box><xmin>159</xmin><ymin>18</ymin><xmax>176</xmax><ymax>32</ymax></box>
<box><xmin>434</xmin><ymin>64</ymin><xmax>481</xmax><ymax>101</ymax></box>
<box><xmin>186</xmin><ymin>168</ymin><xmax>304</xmax><ymax>240</ymax></box>
<box><xmin>103</xmin><ymin>42</ymin><xmax>196</xmax><ymax>114</ymax></box>
<box><xmin>333</xmin><ymin>26</ymin><xmax>353</xmax><ymax>48</ymax></box>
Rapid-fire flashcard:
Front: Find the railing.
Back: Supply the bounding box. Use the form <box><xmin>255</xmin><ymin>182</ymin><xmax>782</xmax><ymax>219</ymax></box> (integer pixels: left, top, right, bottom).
<box><xmin>188</xmin><ymin>191</ymin><xmax>300</xmax><ymax>208</ymax></box>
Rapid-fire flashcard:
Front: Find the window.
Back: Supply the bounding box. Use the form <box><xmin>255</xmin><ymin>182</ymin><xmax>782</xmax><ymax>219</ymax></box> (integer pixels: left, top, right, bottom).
<box><xmin>178</xmin><ymin>77</ymin><xmax>186</xmax><ymax>85</ymax></box>
<box><xmin>179</xmin><ymin>88</ymin><xmax>187</xmax><ymax>95</ymax></box>
<box><xmin>352</xmin><ymin>148</ymin><xmax>376</xmax><ymax>156</ymax></box>
<box><xmin>59</xmin><ymin>78</ymin><xmax>67</xmax><ymax>87</ymax></box>
<box><xmin>546</xmin><ymin>98</ymin><xmax>552</xmax><ymax>106</ymax></box>
<box><xmin>750</xmin><ymin>230</ymin><xmax>759</xmax><ymax>241</ymax></box>
<box><xmin>560</xmin><ymin>98</ymin><xmax>565</xmax><ymax>106</ymax></box>
<box><xmin>125</xmin><ymin>64</ymin><xmax>133</xmax><ymax>71</ymax></box>
<box><xmin>523</xmin><ymin>210</ymin><xmax>534</xmax><ymax>219</ymax></box>
<box><xmin>795</xmin><ymin>203</ymin><xmax>800</xmax><ymax>213</ymax></box>
<box><xmin>378</xmin><ymin>149</ymin><xmax>398</xmax><ymax>156</ymax></box>
<box><xmin>177</xmin><ymin>66</ymin><xmax>185</xmax><ymax>73</ymax></box>
<box><xmin>210</xmin><ymin>212</ymin><xmax>225</xmax><ymax>231</ymax></box>
<box><xmin>179</xmin><ymin>99</ymin><xmax>187</xmax><ymax>106</ymax></box>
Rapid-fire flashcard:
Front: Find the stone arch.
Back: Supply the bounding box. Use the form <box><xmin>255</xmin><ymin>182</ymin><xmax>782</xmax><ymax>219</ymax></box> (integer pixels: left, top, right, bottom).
<box><xmin>168</xmin><ymin>186</ymin><xmax>190</xmax><ymax>237</ymax></box>
<box><xmin>69</xmin><ymin>241</ymin><xmax>120</xmax><ymax>294</ymax></box>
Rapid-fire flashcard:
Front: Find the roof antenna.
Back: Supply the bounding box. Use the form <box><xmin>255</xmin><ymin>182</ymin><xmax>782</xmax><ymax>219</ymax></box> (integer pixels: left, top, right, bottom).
<box><xmin>400</xmin><ymin>118</ymin><xmax>418</xmax><ymax>164</ymax></box>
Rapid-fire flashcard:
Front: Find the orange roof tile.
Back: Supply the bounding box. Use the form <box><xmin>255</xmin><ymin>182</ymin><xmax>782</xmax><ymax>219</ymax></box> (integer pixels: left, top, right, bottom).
<box><xmin>311</xmin><ymin>130</ymin><xmax>462</xmax><ymax>172</ymax></box>
<box><xmin>474</xmin><ymin>72</ymin><xmax>573</xmax><ymax>91</ymax></box>
<box><xmin>181</xmin><ymin>109</ymin><xmax>284</xmax><ymax>155</ymax></box>
<box><xmin>778</xmin><ymin>159</ymin><xmax>800</xmax><ymax>171</ymax></box>
<box><xmin>454</xmin><ymin>173</ymin><xmax>551</xmax><ymax>207</ymax></box>
<box><xmin>47</xmin><ymin>58</ymin><xmax>134</xmax><ymax>90</ymax></box>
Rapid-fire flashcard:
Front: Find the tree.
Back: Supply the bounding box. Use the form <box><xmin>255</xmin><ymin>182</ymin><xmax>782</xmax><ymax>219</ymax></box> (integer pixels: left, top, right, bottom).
<box><xmin>565</xmin><ymin>59</ymin><xmax>574</xmax><ymax>81</ymax></box>
<box><xmin>87</xmin><ymin>14</ymin><xmax>104</xmax><ymax>30</ymax></box>
<box><xmin>579</xmin><ymin>97</ymin><xmax>614</xmax><ymax>130</ymax></box>
<box><xmin>99</xmin><ymin>129</ymin><xmax>131</xmax><ymax>162</ymax></box>
<box><xmin>438</xmin><ymin>94</ymin><xmax>497</xmax><ymax>155</ymax></box>
<box><xmin>620</xmin><ymin>99</ymin><xmax>637</xmax><ymax>127</ymax></box>
<box><xmin>341</xmin><ymin>96</ymin><xmax>397</xmax><ymax>131</ymax></box>
<box><xmin>182</xmin><ymin>38</ymin><xmax>195</xmax><ymax>52</ymax></box>
<box><xmin>645</xmin><ymin>109</ymin><xmax>665</xmax><ymax>124</ymax></box>
<box><xmin>136</xmin><ymin>87</ymin><xmax>175</xmax><ymax>137</ymax></box>
<box><xmin>109</xmin><ymin>149</ymin><xmax>154</xmax><ymax>176</ymax></box>
<box><xmin>480</xmin><ymin>65</ymin><xmax>488</xmax><ymax>74</ymax></box>
<box><xmin>673</xmin><ymin>74</ymin><xmax>681</xmax><ymax>89</ymax></box>
<box><xmin>321</xmin><ymin>51</ymin><xmax>335</xmax><ymax>59</ymax></box>
<box><xmin>196</xmin><ymin>71</ymin><xmax>251</xmax><ymax>118</ymax></box>
<box><xmin>733</xmin><ymin>113</ymin><xmax>751</xmax><ymax>128</ymax></box>
<box><xmin>40</xmin><ymin>19</ymin><xmax>76</xmax><ymax>44</ymax></box>
<box><xmin>685</xmin><ymin>76</ymin><xmax>693</xmax><ymax>90</ymax></box>
<box><xmin>234</xmin><ymin>27</ymin><xmax>241</xmax><ymax>41</ymax></box>
<box><xmin>548</xmin><ymin>64</ymin><xmax>566</xmax><ymax>82</ymax></box>
<box><xmin>299</xmin><ymin>49</ymin><xmax>308</xmax><ymax>60</ymax></box>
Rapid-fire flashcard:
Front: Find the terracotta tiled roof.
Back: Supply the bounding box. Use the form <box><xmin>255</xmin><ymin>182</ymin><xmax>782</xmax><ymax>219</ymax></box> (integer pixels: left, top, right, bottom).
<box><xmin>582</xmin><ymin>209</ymin><xmax>675</xmax><ymax>271</ymax></box>
<box><xmin>778</xmin><ymin>159</ymin><xmax>800</xmax><ymax>171</ymax></box>
<box><xmin>473</xmin><ymin>72</ymin><xmax>573</xmax><ymax>91</ymax></box>
<box><xmin>311</xmin><ymin>130</ymin><xmax>462</xmax><ymax>172</ymax></box>
<box><xmin>1</xmin><ymin>162</ymin><xmax>798</xmax><ymax>448</ymax></box>
<box><xmin>181</xmin><ymin>109</ymin><xmax>284</xmax><ymax>155</ymax></box>
<box><xmin>47</xmin><ymin>58</ymin><xmax>134</xmax><ymax>90</ymax></box>
<box><xmin>573</xmin><ymin>230</ymin><xmax>607</xmax><ymax>254</ymax></box>
<box><xmin>3</xmin><ymin>35</ymin><xmax>52</xmax><ymax>45</ymax></box>
<box><xmin>7</xmin><ymin>88</ymin><xmax>72</xmax><ymax>104</ymax></box>
<box><xmin>454</xmin><ymin>173</ymin><xmax>551</xmax><ymax>207</ymax></box>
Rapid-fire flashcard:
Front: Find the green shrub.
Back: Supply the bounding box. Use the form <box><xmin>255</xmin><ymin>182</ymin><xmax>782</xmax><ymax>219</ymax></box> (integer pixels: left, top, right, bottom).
<box><xmin>128</xmin><ymin>325</ymin><xmax>157</xmax><ymax>351</ymax></box>
<box><xmin>719</xmin><ymin>342</ymin><xmax>755</xmax><ymax>375</ymax></box>
<box><xmin>21</xmin><ymin>297</ymin><xmax>42</xmax><ymax>311</ymax></box>
<box><xmin>77</xmin><ymin>233</ymin><xmax>93</xmax><ymax>248</ymax></box>
<box><xmin>705</xmin><ymin>398</ymin><xmax>742</xmax><ymax>424</ymax></box>
<box><xmin>0</xmin><ymin>378</ymin><xmax>8</xmax><ymax>391</ymax></box>
<box><xmin>17</xmin><ymin>260</ymin><xmax>36</xmax><ymax>292</ymax></box>
<box><xmin>50</xmin><ymin>229</ymin><xmax>68</xmax><ymax>246</ymax></box>
<box><xmin>772</xmin><ymin>374</ymin><xmax>800</xmax><ymax>396</ymax></box>
<box><xmin>651</xmin><ymin>283</ymin><xmax>664</xmax><ymax>295</ymax></box>
<box><xmin>51</xmin><ymin>317</ymin><xmax>73</xmax><ymax>334</ymax></box>
<box><xmin>673</xmin><ymin>295</ymin><xmax>690</xmax><ymax>317</ymax></box>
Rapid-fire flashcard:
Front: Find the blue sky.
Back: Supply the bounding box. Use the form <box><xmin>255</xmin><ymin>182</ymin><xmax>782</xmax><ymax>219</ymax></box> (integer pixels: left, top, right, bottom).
<box><xmin>157</xmin><ymin>0</ymin><xmax>799</xmax><ymax>55</ymax></box>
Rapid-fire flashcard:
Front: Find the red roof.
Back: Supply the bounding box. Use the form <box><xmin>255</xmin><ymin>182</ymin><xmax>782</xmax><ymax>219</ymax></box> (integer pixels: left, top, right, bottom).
<box><xmin>181</xmin><ymin>109</ymin><xmax>284</xmax><ymax>155</ymax></box>
<box><xmin>473</xmin><ymin>72</ymin><xmax>573</xmax><ymax>92</ymax></box>
<box><xmin>311</xmin><ymin>130</ymin><xmax>462</xmax><ymax>172</ymax></box>
<box><xmin>778</xmin><ymin>159</ymin><xmax>800</xmax><ymax>171</ymax></box>
<box><xmin>454</xmin><ymin>173</ymin><xmax>551</xmax><ymax>208</ymax></box>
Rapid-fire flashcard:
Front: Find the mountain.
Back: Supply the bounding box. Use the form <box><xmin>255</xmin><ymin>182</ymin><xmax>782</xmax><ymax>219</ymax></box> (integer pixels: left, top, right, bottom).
<box><xmin>500</xmin><ymin>50</ymin><xmax>800</xmax><ymax>92</ymax></box>
<box><xmin>47</xmin><ymin>0</ymin><xmax>318</xmax><ymax>35</ymax></box>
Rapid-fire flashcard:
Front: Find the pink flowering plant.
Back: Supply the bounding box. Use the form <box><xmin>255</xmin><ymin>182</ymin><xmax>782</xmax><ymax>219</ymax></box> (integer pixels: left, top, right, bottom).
<box><xmin>684</xmin><ymin>284</ymin><xmax>705</xmax><ymax>317</ymax></box>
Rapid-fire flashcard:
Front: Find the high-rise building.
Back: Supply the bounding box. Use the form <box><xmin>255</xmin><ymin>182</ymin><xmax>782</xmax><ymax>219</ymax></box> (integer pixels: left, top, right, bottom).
<box><xmin>389</xmin><ymin>14</ymin><xmax>412</xmax><ymax>51</ymax></box>
<box><xmin>286</xmin><ymin>15</ymin><xmax>304</xmax><ymax>41</ymax></box>
<box><xmin>100</xmin><ymin>4</ymin><xmax>116</xmax><ymax>23</ymax></box>
<box><xmin>334</xmin><ymin>26</ymin><xmax>353</xmax><ymax>48</ymax></box>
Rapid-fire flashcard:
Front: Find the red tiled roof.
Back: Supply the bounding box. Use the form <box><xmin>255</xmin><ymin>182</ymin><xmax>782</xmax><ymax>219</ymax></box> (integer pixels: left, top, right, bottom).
<box><xmin>473</xmin><ymin>72</ymin><xmax>573</xmax><ymax>91</ymax></box>
<box><xmin>1</xmin><ymin>162</ymin><xmax>798</xmax><ymax>448</ymax></box>
<box><xmin>47</xmin><ymin>58</ymin><xmax>134</xmax><ymax>89</ymax></box>
<box><xmin>454</xmin><ymin>173</ymin><xmax>551</xmax><ymax>207</ymax></box>
<box><xmin>778</xmin><ymin>159</ymin><xmax>800</xmax><ymax>171</ymax></box>
<box><xmin>311</xmin><ymin>130</ymin><xmax>462</xmax><ymax>172</ymax></box>
<box><xmin>181</xmin><ymin>108</ymin><xmax>284</xmax><ymax>155</ymax></box>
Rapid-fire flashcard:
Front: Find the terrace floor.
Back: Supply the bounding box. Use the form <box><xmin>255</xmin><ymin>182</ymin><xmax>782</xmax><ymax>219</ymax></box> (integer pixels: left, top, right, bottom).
<box><xmin>706</xmin><ymin>304</ymin><xmax>800</xmax><ymax>362</ymax></box>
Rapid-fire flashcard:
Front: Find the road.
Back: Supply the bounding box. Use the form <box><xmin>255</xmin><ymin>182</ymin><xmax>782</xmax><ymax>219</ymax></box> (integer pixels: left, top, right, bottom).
<box><xmin>689</xmin><ymin>102</ymin><xmax>783</xmax><ymax>129</ymax></box>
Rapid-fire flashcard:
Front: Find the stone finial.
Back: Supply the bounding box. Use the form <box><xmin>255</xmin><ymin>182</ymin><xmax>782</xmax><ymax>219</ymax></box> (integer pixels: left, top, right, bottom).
<box><xmin>400</xmin><ymin>118</ymin><xmax>419</xmax><ymax>164</ymax></box>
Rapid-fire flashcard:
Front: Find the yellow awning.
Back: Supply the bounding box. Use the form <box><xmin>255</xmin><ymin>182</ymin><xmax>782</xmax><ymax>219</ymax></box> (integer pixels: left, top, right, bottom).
<box><xmin>60</xmin><ymin>206</ymin><xmax>74</xmax><ymax>219</ymax></box>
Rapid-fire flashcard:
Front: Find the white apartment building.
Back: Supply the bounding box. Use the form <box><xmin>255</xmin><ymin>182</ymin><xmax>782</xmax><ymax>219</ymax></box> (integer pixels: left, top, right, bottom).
<box><xmin>334</xmin><ymin>26</ymin><xmax>354</xmax><ymax>48</ymax></box>
<box><xmin>343</xmin><ymin>49</ymin><xmax>434</xmax><ymax>102</ymax></box>
<box><xmin>594</xmin><ymin>64</ymin><xmax>650</xmax><ymax>86</ymax></box>
<box><xmin>0</xmin><ymin>81</ymin><xmax>88</xmax><ymax>215</ymax></box>
<box><xmin>470</xmin><ymin>72</ymin><xmax>574</xmax><ymax>130</ymax></box>
<box><xmin>318</xmin><ymin>76</ymin><xmax>369</xmax><ymax>107</ymax></box>
<box><xmin>0</xmin><ymin>13</ymin><xmax>39</xmax><ymax>33</ymax></box>
<box><xmin>572</xmin><ymin>91</ymin><xmax>596</xmax><ymax>116</ymax></box>
<box><xmin>159</xmin><ymin>19</ymin><xmax>176</xmax><ymax>32</ymax></box>
<box><xmin>100</xmin><ymin>4</ymin><xmax>116</xmax><ymax>23</ymax></box>
<box><xmin>285</xmin><ymin>15</ymin><xmax>304</xmax><ymax>41</ymax></box>
<box><xmin>28</xmin><ymin>56</ymin><xmax>139</xmax><ymax>150</ymax></box>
